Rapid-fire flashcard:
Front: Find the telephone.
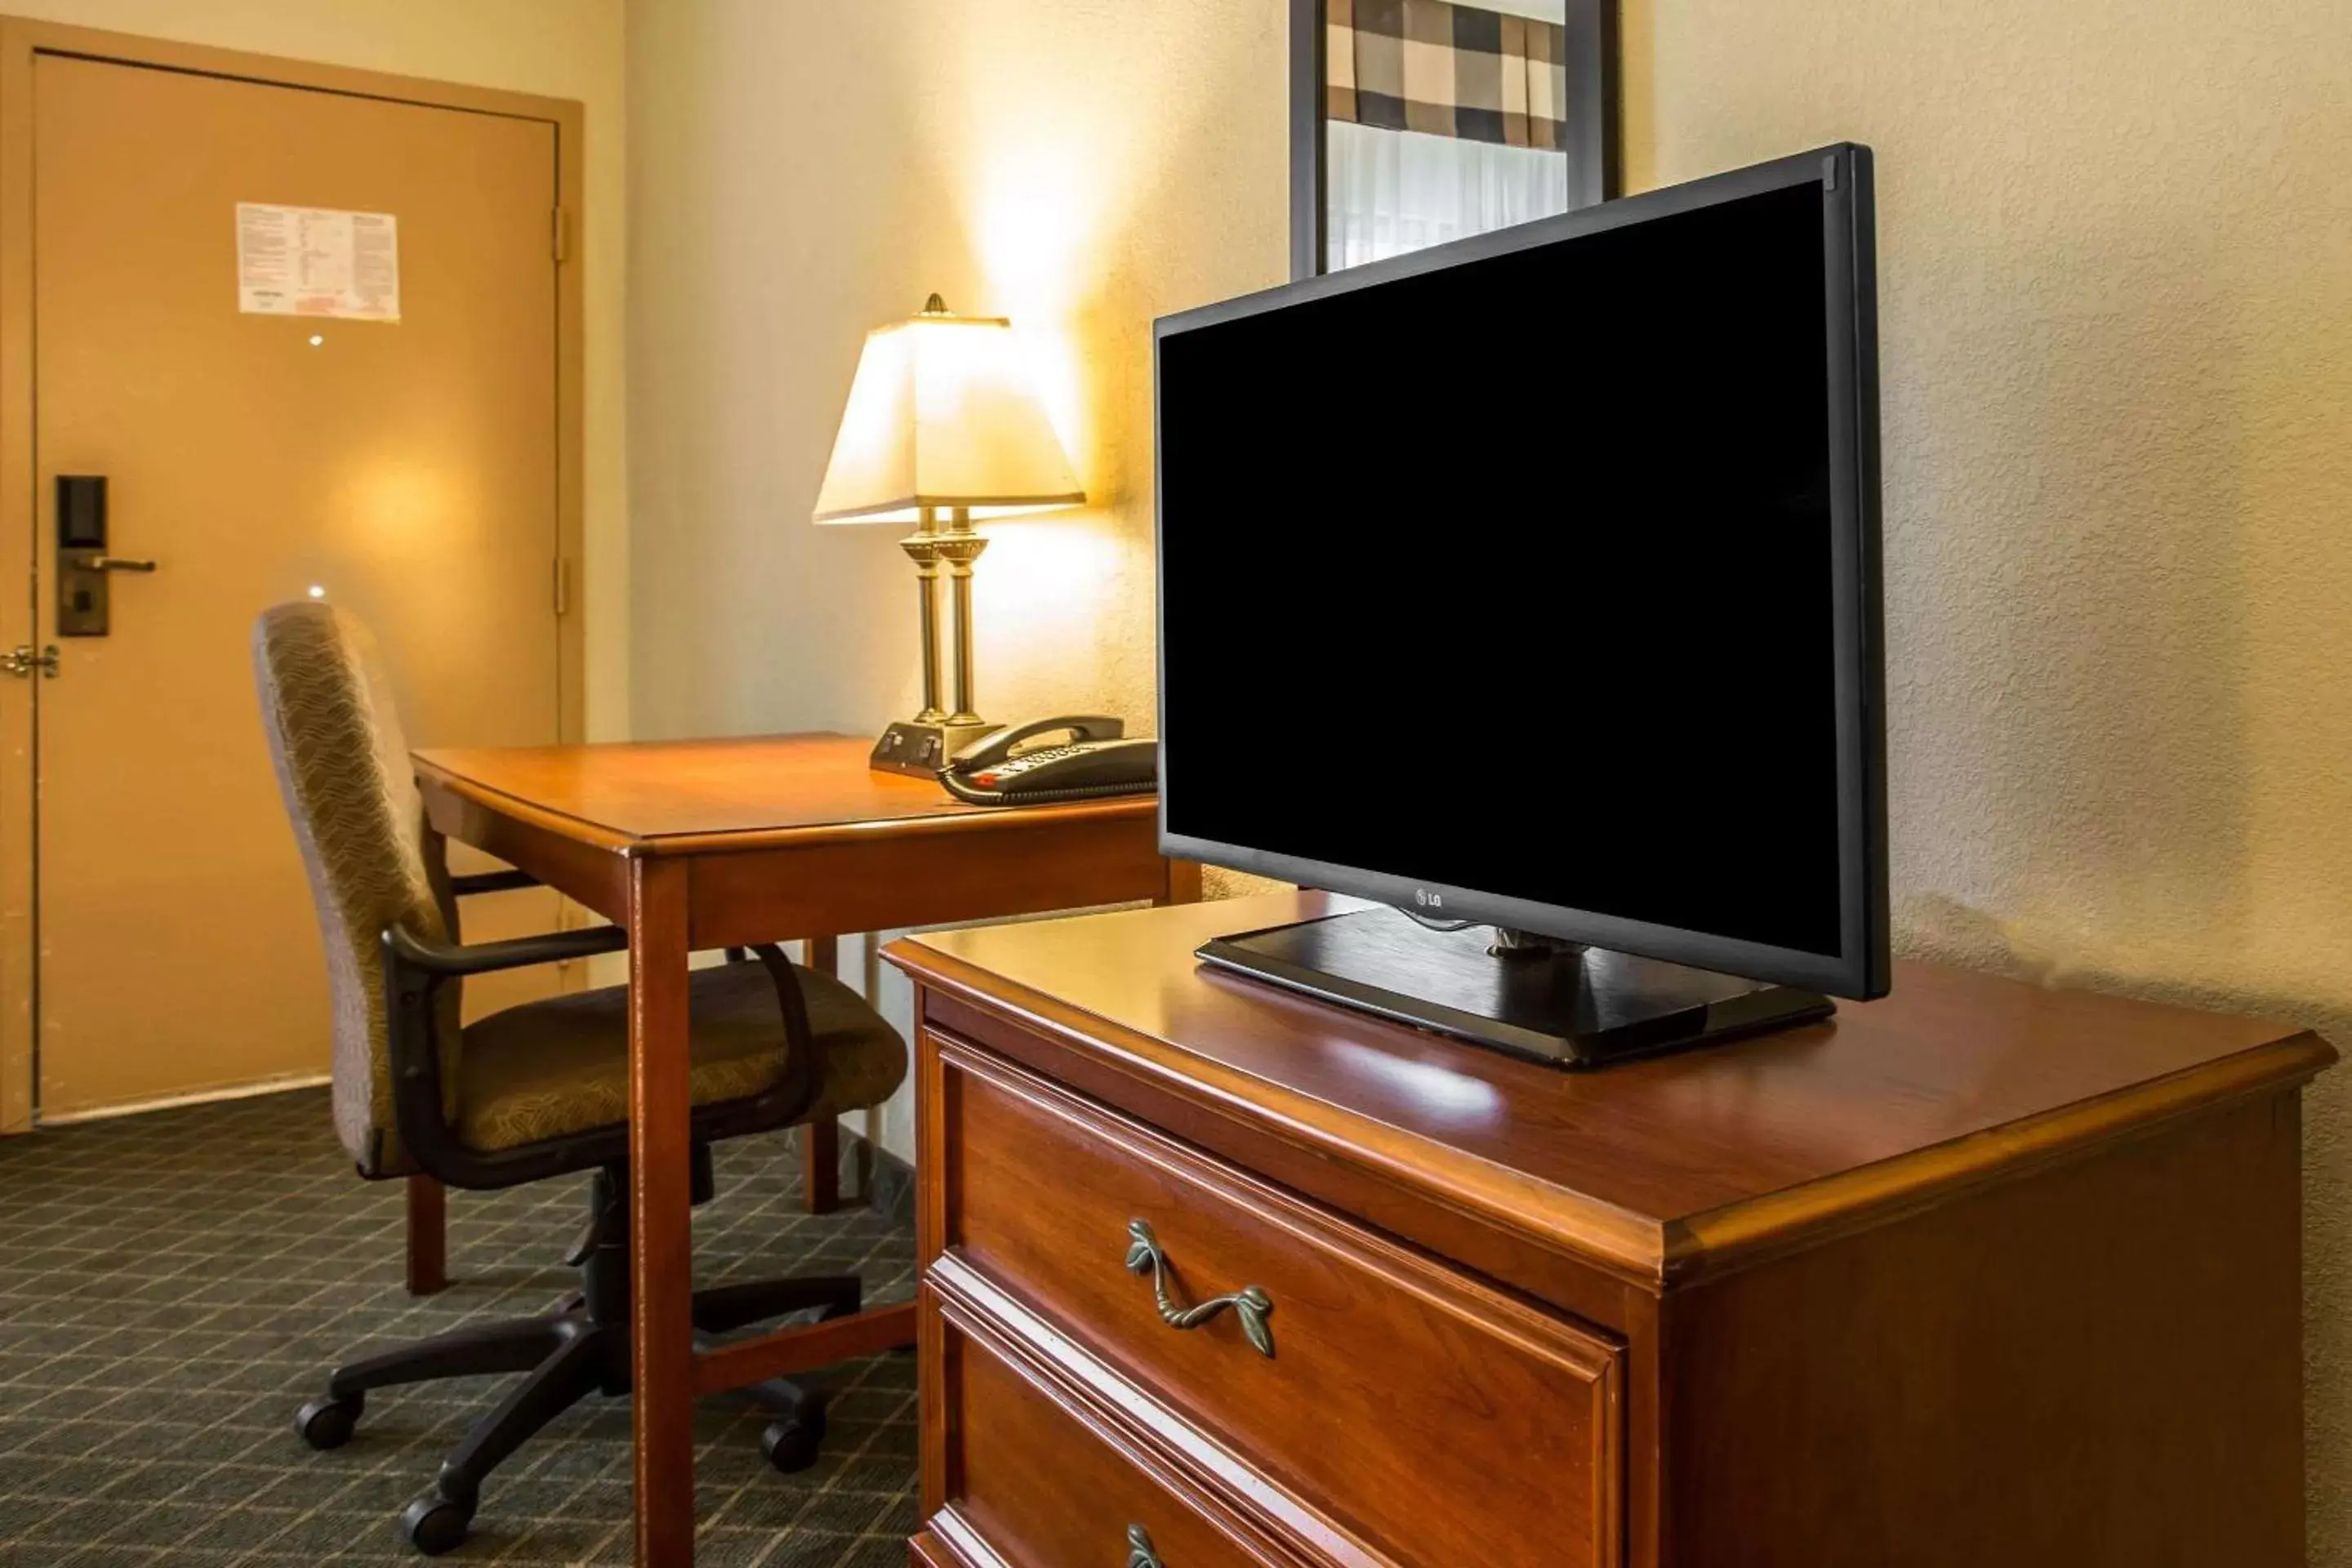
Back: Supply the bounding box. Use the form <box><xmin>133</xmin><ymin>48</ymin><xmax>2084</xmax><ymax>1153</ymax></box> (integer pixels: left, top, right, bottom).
<box><xmin>939</xmin><ymin>715</ymin><xmax>1158</xmax><ymax>804</ymax></box>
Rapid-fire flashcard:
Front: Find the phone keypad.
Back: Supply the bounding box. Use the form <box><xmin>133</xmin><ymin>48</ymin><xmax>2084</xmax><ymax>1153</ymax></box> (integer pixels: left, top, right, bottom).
<box><xmin>972</xmin><ymin>745</ymin><xmax>1084</xmax><ymax>786</ymax></box>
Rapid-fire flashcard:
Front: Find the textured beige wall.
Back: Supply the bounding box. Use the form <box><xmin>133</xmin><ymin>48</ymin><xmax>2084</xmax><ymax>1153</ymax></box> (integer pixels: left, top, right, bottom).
<box><xmin>1622</xmin><ymin>0</ymin><xmax>2352</xmax><ymax>1553</ymax></box>
<box><xmin>5</xmin><ymin>0</ymin><xmax>632</xmax><ymax>740</ymax></box>
<box><xmin>626</xmin><ymin>0</ymin><xmax>1285</xmax><ymax>742</ymax></box>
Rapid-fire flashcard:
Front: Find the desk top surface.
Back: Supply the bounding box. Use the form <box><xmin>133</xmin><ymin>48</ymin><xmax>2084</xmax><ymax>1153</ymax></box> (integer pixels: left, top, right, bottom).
<box><xmin>892</xmin><ymin>891</ymin><xmax>2332</xmax><ymax>1280</ymax></box>
<box><xmin>414</xmin><ymin>732</ymin><xmax>1156</xmax><ymax>849</ymax></box>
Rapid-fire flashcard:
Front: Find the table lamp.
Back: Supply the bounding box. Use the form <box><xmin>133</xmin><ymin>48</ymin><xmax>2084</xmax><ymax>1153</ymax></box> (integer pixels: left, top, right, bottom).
<box><xmin>814</xmin><ymin>294</ymin><xmax>1085</xmax><ymax>776</ymax></box>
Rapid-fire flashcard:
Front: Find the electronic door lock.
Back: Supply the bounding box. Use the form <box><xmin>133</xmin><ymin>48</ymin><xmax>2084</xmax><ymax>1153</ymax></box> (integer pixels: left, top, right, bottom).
<box><xmin>53</xmin><ymin>475</ymin><xmax>157</xmax><ymax>635</ymax></box>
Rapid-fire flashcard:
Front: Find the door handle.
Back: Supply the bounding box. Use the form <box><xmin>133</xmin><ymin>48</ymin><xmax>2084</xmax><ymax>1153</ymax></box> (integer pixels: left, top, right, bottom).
<box><xmin>50</xmin><ymin>471</ymin><xmax>153</xmax><ymax>635</ymax></box>
<box><xmin>2</xmin><ymin>645</ymin><xmax>60</xmax><ymax>679</ymax></box>
<box><xmin>56</xmin><ymin>551</ymin><xmax>153</xmax><ymax>636</ymax></box>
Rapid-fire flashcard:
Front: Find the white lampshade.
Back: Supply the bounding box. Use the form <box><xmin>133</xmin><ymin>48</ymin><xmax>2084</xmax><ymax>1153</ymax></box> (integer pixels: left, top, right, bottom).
<box><xmin>813</xmin><ymin>297</ymin><xmax>1085</xmax><ymax>524</ymax></box>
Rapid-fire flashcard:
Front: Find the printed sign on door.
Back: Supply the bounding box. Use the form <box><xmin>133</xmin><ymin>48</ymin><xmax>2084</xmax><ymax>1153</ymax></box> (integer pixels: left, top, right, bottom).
<box><xmin>236</xmin><ymin>202</ymin><xmax>399</xmax><ymax>322</ymax></box>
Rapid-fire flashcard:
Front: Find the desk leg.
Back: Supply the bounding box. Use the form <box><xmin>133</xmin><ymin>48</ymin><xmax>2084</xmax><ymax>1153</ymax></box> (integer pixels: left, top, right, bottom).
<box><xmin>800</xmin><ymin>934</ymin><xmax>841</xmax><ymax>1214</ymax></box>
<box><xmin>404</xmin><ymin>1176</ymin><xmax>448</xmax><ymax>1295</ymax></box>
<box><xmin>1158</xmin><ymin>858</ymin><xmax>1203</xmax><ymax>906</ymax></box>
<box><xmin>627</xmin><ymin>858</ymin><xmax>696</xmax><ymax>1566</ymax></box>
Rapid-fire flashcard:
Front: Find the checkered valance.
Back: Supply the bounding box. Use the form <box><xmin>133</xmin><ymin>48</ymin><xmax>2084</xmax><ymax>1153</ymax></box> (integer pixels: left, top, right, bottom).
<box><xmin>1327</xmin><ymin>0</ymin><xmax>1569</xmax><ymax>152</ymax></box>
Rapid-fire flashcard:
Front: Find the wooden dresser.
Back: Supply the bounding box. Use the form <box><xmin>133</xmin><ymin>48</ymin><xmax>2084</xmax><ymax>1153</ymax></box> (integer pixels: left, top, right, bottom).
<box><xmin>883</xmin><ymin>893</ymin><xmax>2332</xmax><ymax>1568</ymax></box>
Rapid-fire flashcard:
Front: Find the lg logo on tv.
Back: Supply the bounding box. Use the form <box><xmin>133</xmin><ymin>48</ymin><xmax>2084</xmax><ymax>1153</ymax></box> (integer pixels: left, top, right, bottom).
<box><xmin>1414</xmin><ymin>889</ymin><xmax>1443</xmax><ymax>909</ymax></box>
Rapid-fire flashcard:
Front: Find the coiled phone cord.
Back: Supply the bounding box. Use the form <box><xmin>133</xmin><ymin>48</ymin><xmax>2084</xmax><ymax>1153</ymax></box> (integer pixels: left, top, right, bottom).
<box><xmin>935</xmin><ymin>768</ymin><xmax>1156</xmax><ymax>807</ymax></box>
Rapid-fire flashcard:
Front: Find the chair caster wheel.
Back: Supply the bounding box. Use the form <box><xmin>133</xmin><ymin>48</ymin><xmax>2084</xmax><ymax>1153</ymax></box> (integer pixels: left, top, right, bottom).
<box><xmin>760</xmin><ymin>1405</ymin><xmax>826</xmax><ymax>1473</ymax></box>
<box><xmin>401</xmin><ymin>1492</ymin><xmax>474</xmax><ymax>1557</ymax></box>
<box><xmin>295</xmin><ymin>1393</ymin><xmax>363</xmax><ymax>1450</ymax></box>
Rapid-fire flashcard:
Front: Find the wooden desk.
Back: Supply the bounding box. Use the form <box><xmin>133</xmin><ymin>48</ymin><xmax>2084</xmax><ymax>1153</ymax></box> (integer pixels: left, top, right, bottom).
<box><xmin>887</xmin><ymin>891</ymin><xmax>2333</xmax><ymax>1568</ymax></box>
<box><xmin>409</xmin><ymin>733</ymin><xmax>1195</xmax><ymax>1566</ymax></box>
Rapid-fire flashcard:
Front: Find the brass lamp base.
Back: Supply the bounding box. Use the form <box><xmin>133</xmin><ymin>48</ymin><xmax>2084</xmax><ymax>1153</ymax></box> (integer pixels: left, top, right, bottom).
<box><xmin>871</xmin><ymin>718</ymin><xmax>1001</xmax><ymax>777</ymax></box>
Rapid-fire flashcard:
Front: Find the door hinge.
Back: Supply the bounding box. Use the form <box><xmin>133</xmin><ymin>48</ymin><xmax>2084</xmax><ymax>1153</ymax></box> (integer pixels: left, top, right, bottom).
<box><xmin>552</xmin><ymin>206</ymin><xmax>571</xmax><ymax>264</ymax></box>
<box><xmin>2</xmin><ymin>644</ymin><xmax>59</xmax><ymax>679</ymax></box>
<box><xmin>553</xmin><ymin>558</ymin><xmax>571</xmax><ymax>617</ymax></box>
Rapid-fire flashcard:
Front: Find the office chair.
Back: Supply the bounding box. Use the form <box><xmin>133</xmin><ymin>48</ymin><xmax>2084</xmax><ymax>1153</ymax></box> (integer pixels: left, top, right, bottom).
<box><xmin>253</xmin><ymin>602</ymin><xmax>908</xmax><ymax>1556</ymax></box>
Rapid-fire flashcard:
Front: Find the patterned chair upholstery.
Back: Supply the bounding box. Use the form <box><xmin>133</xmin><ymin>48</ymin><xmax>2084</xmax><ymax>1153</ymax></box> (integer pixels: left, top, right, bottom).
<box><xmin>251</xmin><ymin>599</ymin><xmax>906</xmax><ymax>1176</ymax></box>
<box><xmin>252</xmin><ymin>600</ymin><xmax>458</xmax><ymax>1176</ymax></box>
<box><xmin>253</xmin><ymin>600</ymin><xmax>907</xmax><ymax>1554</ymax></box>
<box><xmin>457</xmin><ymin>964</ymin><xmax>905</xmax><ymax>1152</ymax></box>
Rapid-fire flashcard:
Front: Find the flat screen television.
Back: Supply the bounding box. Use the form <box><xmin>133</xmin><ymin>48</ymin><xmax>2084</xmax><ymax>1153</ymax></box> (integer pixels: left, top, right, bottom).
<box><xmin>1153</xmin><ymin>144</ymin><xmax>1886</xmax><ymax>1067</ymax></box>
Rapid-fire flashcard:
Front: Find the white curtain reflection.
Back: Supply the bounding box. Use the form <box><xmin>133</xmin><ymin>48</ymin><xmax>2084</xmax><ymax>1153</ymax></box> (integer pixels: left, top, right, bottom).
<box><xmin>1326</xmin><ymin>118</ymin><xmax>1570</xmax><ymax>270</ymax></box>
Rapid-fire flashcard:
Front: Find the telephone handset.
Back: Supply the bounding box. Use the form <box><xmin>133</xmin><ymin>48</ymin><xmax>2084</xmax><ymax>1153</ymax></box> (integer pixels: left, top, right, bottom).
<box><xmin>939</xmin><ymin>715</ymin><xmax>1158</xmax><ymax>804</ymax></box>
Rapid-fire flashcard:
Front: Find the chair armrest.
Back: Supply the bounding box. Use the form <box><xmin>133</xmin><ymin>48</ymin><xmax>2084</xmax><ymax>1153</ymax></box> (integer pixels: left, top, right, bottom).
<box><xmin>450</xmin><ymin>869</ymin><xmax>541</xmax><ymax>898</ymax></box>
<box><xmin>378</xmin><ymin>924</ymin><xmax>824</xmax><ymax>1192</ymax></box>
<box><xmin>385</xmin><ymin>922</ymin><xmax>627</xmax><ymax>978</ymax></box>
<box><xmin>378</xmin><ymin>920</ymin><xmax>632</xmax><ymax>1191</ymax></box>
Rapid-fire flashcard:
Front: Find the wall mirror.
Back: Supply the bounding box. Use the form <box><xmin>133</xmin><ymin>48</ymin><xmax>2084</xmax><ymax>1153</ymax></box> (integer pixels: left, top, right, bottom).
<box><xmin>1290</xmin><ymin>0</ymin><xmax>1620</xmax><ymax>278</ymax></box>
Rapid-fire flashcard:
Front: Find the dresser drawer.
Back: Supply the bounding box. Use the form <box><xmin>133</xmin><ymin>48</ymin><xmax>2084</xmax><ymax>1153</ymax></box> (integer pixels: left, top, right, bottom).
<box><xmin>930</xmin><ymin>1032</ymin><xmax>1624</xmax><ymax>1568</ymax></box>
<box><xmin>924</xmin><ymin>1289</ymin><xmax>1304</xmax><ymax>1568</ymax></box>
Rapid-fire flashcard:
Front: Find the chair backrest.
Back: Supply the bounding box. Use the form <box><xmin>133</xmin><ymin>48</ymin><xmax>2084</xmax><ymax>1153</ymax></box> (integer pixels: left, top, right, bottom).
<box><xmin>252</xmin><ymin>601</ymin><xmax>456</xmax><ymax>1176</ymax></box>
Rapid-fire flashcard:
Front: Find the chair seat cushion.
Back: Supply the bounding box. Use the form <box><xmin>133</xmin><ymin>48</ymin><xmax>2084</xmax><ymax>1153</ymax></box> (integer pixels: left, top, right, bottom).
<box><xmin>455</xmin><ymin>958</ymin><xmax>906</xmax><ymax>1152</ymax></box>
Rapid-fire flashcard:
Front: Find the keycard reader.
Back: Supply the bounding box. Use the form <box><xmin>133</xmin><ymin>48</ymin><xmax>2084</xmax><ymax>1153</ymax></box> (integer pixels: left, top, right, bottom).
<box><xmin>55</xmin><ymin>474</ymin><xmax>156</xmax><ymax>636</ymax></box>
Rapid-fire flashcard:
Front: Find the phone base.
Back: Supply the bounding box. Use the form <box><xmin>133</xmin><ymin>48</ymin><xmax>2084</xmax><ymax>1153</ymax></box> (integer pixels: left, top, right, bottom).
<box><xmin>870</xmin><ymin>719</ymin><xmax>1000</xmax><ymax>777</ymax></box>
<box><xmin>1197</xmin><ymin>905</ymin><xmax>1833</xmax><ymax>1069</ymax></box>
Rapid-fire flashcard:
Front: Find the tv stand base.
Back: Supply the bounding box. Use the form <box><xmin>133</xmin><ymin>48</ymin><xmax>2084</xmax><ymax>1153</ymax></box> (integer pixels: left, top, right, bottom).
<box><xmin>1197</xmin><ymin>905</ymin><xmax>1832</xmax><ymax>1067</ymax></box>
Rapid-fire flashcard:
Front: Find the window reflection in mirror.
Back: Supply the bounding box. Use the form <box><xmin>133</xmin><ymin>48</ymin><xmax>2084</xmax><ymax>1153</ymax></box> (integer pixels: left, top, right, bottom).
<box><xmin>1296</xmin><ymin>0</ymin><xmax>1617</xmax><ymax>276</ymax></box>
<box><xmin>1326</xmin><ymin>0</ymin><xmax>1571</xmax><ymax>267</ymax></box>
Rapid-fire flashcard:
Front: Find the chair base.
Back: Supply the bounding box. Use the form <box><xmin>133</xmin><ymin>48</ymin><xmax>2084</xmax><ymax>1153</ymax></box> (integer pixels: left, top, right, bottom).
<box><xmin>295</xmin><ymin>1165</ymin><xmax>864</xmax><ymax>1556</ymax></box>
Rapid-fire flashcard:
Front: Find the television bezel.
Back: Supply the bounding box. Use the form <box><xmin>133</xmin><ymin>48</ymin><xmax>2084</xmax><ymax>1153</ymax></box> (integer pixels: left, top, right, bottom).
<box><xmin>1151</xmin><ymin>142</ymin><xmax>1889</xmax><ymax>1000</ymax></box>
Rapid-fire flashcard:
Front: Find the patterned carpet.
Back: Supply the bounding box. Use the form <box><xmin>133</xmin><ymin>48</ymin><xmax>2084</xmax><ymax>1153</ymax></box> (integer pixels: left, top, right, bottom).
<box><xmin>0</xmin><ymin>1089</ymin><xmax>917</xmax><ymax>1567</ymax></box>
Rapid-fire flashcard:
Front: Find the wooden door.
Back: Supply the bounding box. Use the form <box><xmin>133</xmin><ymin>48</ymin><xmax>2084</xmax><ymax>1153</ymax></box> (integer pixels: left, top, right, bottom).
<box><xmin>29</xmin><ymin>53</ymin><xmax>570</xmax><ymax>1120</ymax></box>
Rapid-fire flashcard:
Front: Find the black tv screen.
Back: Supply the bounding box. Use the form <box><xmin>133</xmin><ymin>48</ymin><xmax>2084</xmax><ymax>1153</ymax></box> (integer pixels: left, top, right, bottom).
<box><xmin>1156</xmin><ymin>145</ymin><xmax>1886</xmax><ymax>999</ymax></box>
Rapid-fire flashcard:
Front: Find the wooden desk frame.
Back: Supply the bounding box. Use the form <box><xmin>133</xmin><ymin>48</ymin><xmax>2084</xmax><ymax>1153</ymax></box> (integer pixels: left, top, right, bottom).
<box><xmin>412</xmin><ymin>737</ymin><xmax>1196</xmax><ymax>1566</ymax></box>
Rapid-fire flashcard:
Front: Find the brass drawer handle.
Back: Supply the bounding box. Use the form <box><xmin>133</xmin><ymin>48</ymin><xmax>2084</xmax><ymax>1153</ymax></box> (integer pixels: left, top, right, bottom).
<box><xmin>1123</xmin><ymin>1219</ymin><xmax>1274</xmax><ymax>1356</ymax></box>
<box><xmin>1127</xmin><ymin>1524</ymin><xmax>1163</xmax><ymax>1568</ymax></box>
